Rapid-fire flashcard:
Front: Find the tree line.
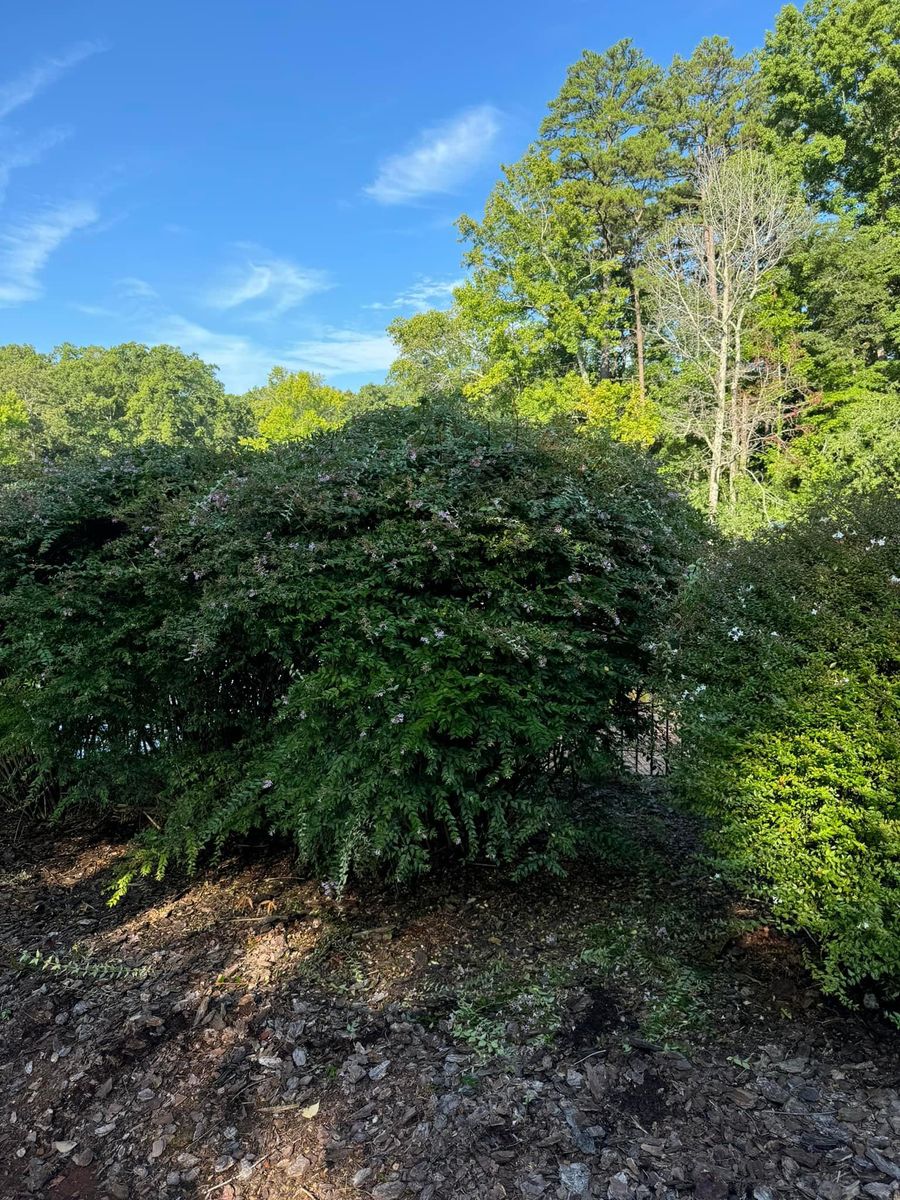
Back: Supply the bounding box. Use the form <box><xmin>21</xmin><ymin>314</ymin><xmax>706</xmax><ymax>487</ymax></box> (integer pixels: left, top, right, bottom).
<box><xmin>0</xmin><ymin>342</ymin><xmax>395</xmax><ymax>464</ymax></box>
<box><xmin>1</xmin><ymin>0</ymin><xmax>897</xmax><ymax>533</ymax></box>
<box><xmin>390</xmin><ymin>0</ymin><xmax>899</xmax><ymax>527</ymax></box>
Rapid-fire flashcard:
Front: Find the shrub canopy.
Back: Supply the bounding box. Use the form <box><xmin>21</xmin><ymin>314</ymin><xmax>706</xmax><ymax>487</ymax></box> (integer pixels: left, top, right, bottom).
<box><xmin>0</xmin><ymin>402</ymin><xmax>694</xmax><ymax>887</ymax></box>
<box><xmin>673</xmin><ymin>491</ymin><xmax>900</xmax><ymax>1007</ymax></box>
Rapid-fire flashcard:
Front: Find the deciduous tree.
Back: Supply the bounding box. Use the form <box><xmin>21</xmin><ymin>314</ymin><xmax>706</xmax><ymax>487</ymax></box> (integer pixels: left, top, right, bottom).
<box><xmin>644</xmin><ymin>149</ymin><xmax>811</xmax><ymax>513</ymax></box>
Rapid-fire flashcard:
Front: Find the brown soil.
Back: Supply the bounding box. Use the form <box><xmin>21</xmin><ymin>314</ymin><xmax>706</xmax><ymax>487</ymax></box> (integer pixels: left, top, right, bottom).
<box><xmin>0</xmin><ymin>788</ymin><xmax>898</xmax><ymax>1200</ymax></box>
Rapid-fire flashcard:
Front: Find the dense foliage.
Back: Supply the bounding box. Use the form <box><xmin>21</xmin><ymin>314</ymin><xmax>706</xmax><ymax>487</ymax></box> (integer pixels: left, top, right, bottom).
<box><xmin>385</xmin><ymin>0</ymin><xmax>899</xmax><ymax>530</ymax></box>
<box><xmin>0</xmin><ymin>342</ymin><xmax>237</xmax><ymax>459</ymax></box>
<box><xmin>0</xmin><ymin>344</ymin><xmax>398</xmax><ymax>463</ymax></box>
<box><xmin>0</xmin><ymin>403</ymin><xmax>695</xmax><ymax>887</ymax></box>
<box><xmin>0</xmin><ymin>0</ymin><xmax>897</xmax><ymax>1007</ymax></box>
<box><xmin>672</xmin><ymin>491</ymin><xmax>900</xmax><ymax>1007</ymax></box>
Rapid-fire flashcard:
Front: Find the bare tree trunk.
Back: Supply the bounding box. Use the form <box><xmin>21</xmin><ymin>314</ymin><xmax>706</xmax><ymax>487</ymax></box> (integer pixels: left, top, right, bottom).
<box><xmin>728</xmin><ymin>314</ymin><xmax>744</xmax><ymax>503</ymax></box>
<box><xmin>704</xmin><ymin>226</ymin><xmax>718</xmax><ymax>310</ymax></box>
<box><xmin>709</xmin><ymin>326</ymin><xmax>730</xmax><ymax>516</ymax></box>
<box><xmin>705</xmin><ymin>220</ymin><xmax>725</xmax><ymax>514</ymax></box>
<box><xmin>739</xmin><ymin>396</ymin><xmax>752</xmax><ymax>473</ymax></box>
<box><xmin>633</xmin><ymin>283</ymin><xmax>646</xmax><ymax>402</ymax></box>
<box><xmin>575</xmin><ymin>349</ymin><xmax>590</xmax><ymax>385</ymax></box>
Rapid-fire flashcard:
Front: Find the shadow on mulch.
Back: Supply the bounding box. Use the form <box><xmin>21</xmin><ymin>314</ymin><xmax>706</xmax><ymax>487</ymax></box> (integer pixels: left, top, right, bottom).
<box><xmin>2</xmin><ymin>785</ymin><xmax>899</xmax><ymax>1200</ymax></box>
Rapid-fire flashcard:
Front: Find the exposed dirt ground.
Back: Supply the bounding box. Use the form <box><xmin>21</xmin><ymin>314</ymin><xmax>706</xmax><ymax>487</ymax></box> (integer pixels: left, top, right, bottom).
<box><xmin>1</xmin><ymin>787</ymin><xmax>898</xmax><ymax>1200</ymax></box>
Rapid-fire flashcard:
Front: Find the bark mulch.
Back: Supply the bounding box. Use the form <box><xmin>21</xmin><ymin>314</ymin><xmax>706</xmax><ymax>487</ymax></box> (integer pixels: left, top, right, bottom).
<box><xmin>1</xmin><ymin>790</ymin><xmax>897</xmax><ymax>1200</ymax></box>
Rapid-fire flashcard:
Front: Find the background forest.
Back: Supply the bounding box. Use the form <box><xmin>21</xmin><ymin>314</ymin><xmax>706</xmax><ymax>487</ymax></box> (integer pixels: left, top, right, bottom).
<box><xmin>0</xmin><ymin>0</ymin><xmax>898</xmax><ymax>1010</ymax></box>
<box><xmin>2</xmin><ymin>0</ymin><xmax>898</xmax><ymax>530</ymax></box>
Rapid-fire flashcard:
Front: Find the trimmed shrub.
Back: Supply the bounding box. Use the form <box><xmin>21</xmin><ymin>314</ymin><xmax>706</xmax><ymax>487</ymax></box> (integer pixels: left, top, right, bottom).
<box><xmin>0</xmin><ymin>402</ymin><xmax>694</xmax><ymax>886</ymax></box>
<box><xmin>673</xmin><ymin>492</ymin><xmax>900</xmax><ymax>1009</ymax></box>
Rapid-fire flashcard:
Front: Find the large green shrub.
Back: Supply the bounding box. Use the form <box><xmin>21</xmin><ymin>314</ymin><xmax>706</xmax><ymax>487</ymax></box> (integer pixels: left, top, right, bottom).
<box><xmin>673</xmin><ymin>492</ymin><xmax>900</xmax><ymax>1008</ymax></box>
<box><xmin>0</xmin><ymin>402</ymin><xmax>694</xmax><ymax>886</ymax></box>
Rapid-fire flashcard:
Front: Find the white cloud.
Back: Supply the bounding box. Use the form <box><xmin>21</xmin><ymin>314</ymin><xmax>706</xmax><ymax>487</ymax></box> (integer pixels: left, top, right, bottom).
<box><xmin>0</xmin><ymin>127</ymin><xmax>70</xmax><ymax>203</ymax></box>
<box><xmin>205</xmin><ymin>247</ymin><xmax>330</xmax><ymax>317</ymax></box>
<box><xmin>285</xmin><ymin>330</ymin><xmax>395</xmax><ymax>376</ymax></box>
<box><xmin>365</xmin><ymin>105</ymin><xmax>501</xmax><ymax>205</ymax></box>
<box><xmin>117</xmin><ymin>276</ymin><xmax>158</xmax><ymax>300</ymax></box>
<box><xmin>75</xmin><ymin>247</ymin><xmax>388</xmax><ymax>390</ymax></box>
<box><xmin>0</xmin><ymin>42</ymin><xmax>104</xmax><ymax>121</ymax></box>
<box><xmin>70</xmin><ymin>301</ymin><xmax>119</xmax><ymax>318</ymax></box>
<box><xmin>0</xmin><ymin>45</ymin><xmax>104</xmax><ymax>294</ymax></box>
<box><xmin>153</xmin><ymin>314</ymin><xmax>393</xmax><ymax>392</ymax></box>
<box><xmin>0</xmin><ymin>201</ymin><xmax>98</xmax><ymax>304</ymax></box>
<box><xmin>366</xmin><ymin>275</ymin><xmax>463</xmax><ymax>311</ymax></box>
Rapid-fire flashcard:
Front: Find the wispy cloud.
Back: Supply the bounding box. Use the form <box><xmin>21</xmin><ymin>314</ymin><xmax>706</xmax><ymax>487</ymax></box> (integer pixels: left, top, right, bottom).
<box><xmin>118</xmin><ymin>276</ymin><xmax>158</xmax><ymax>300</ymax></box>
<box><xmin>205</xmin><ymin>246</ymin><xmax>330</xmax><ymax>317</ymax></box>
<box><xmin>285</xmin><ymin>330</ymin><xmax>395</xmax><ymax>376</ymax></box>
<box><xmin>70</xmin><ymin>300</ymin><xmax>120</xmax><ymax>318</ymax></box>
<box><xmin>75</xmin><ymin>244</ymin><xmax>388</xmax><ymax>390</ymax></box>
<box><xmin>153</xmin><ymin>313</ymin><xmax>393</xmax><ymax>392</ymax></box>
<box><xmin>365</xmin><ymin>105</ymin><xmax>502</xmax><ymax>205</ymax></box>
<box><xmin>0</xmin><ymin>44</ymin><xmax>105</xmax><ymax>283</ymax></box>
<box><xmin>366</xmin><ymin>275</ymin><xmax>463</xmax><ymax>311</ymax></box>
<box><xmin>0</xmin><ymin>127</ymin><xmax>70</xmax><ymax>203</ymax></box>
<box><xmin>0</xmin><ymin>42</ymin><xmax>104</xmax><ymax>121</ymax></box>
<box><xmin>0</xmin><ymin>201</ymin><xmax>98</xmax><ymax>304</ymax></box>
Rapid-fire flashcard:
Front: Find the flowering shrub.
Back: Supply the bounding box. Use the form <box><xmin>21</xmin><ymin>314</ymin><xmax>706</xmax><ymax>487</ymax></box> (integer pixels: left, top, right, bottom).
<box><xmin>0</xmin><ymin>402</ymin><xmax>694</xmax><ymax>887</ymax></box>
<box><xmin>673</xmin><ymin>491</ymin><xmax>900</xmax><ymax>1009</ymax></box>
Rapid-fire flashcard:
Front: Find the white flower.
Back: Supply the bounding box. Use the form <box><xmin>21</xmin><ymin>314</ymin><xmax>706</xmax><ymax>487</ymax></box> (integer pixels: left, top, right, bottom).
<box><xmin>390</xmin><ymin>713</ymin><xmax>405</xmax><ymax>724</ymax></box>
<box><xmin>728</xmin><ymin>626</ymin><xmax>744</xmax><ymax>640</ymax></box>
<box><xmin>434</xmin><ymin>628</ymin><xmax>446</xmax><ymax>640</ymax></box>
<box><xmin>890</xmin><ymin>575</ymin><xmax>900</xmax><ymax>585</ymax></box>
<box><xmin>833</xmin><ymin>531</ymin><xmax>845</xmax><ymax>540</ymax></box>
<box><xmin>870</xmin><ymin>537</ymin><xmax>886</xmax><ymax>547</ymax></box>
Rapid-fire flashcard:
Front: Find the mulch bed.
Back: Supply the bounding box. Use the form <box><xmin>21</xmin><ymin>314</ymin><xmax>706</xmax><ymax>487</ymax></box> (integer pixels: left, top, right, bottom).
<box><xmin>1</xmin><ymin>790</ymin><xmax>898</xmax><ymax>1200</ymax></box>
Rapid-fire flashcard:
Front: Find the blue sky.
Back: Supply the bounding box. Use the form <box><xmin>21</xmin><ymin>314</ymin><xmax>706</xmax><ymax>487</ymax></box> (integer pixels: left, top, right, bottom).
<box><xmin>1</xmin><ymin>0</ymin><xmax>783</xmax><ymax>392</ymax></box>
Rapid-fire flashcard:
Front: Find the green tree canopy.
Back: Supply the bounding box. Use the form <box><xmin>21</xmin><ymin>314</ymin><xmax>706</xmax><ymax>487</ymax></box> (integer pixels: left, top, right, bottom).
<box><xmin>761</xmin><ymin>0</ymin><xmax>900</xmax><ymax>220</ymax></box>
<box><xmin>0</xmin><ymin>342</ymin><xmax>236</xmax><ymax>461</ymax></box>
<box><xmin>241</xmin><ymin>367</ymin><xmax>357</xmax><ymax>448</ymax></box>
<box><xmin>386</xmin><ymin>308</ymin><xmax>482</xmax><ymax>402</ymax></box>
